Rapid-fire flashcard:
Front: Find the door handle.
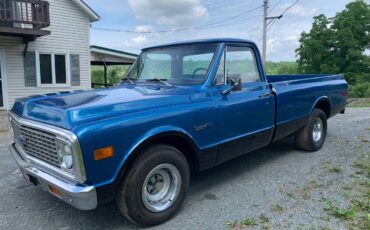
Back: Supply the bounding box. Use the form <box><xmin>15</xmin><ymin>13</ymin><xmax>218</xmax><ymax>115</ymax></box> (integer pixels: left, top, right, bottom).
<box><xmin>259</xmin><ymin>92</ymin><xmax>272</xmax><ymax>98</ymax></box>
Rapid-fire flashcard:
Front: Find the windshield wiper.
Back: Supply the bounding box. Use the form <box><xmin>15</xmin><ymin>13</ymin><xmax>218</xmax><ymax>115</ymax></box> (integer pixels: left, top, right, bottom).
<box><xmin>146</xmin><ymin>78</ymin><xmax>173</xmax><ymax>87</ymax></box>
<box><xmin>122</xmin><ymin>77</ymin><xmax>136</xmax><ymax>84</ymax></box>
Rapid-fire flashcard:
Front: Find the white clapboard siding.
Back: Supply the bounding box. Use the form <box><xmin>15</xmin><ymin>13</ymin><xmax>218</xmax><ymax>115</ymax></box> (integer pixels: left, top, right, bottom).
<box><xmin>0</xmin><ymin>0</ymin><xmax>92</xmax><ymax>109</ymax></box>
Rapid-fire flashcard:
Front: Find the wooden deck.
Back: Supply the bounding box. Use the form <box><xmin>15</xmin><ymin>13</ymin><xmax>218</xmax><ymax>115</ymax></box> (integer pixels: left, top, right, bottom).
<box><xmin>0</xmin><ymin>0</ymin><xmax>50</xmax><ymax>40</ymax></box>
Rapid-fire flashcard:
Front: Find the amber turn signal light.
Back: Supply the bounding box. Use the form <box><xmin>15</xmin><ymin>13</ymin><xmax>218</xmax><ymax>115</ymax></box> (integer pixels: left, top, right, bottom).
<box><xmin>94</xmin><ymin>146</ymin><xmax>114</xmax><ymax>160</ymax></box>
<box><xmin>49</xmin><ymin>185</ymin><xmax>62</xmax><ymax>198</ymax></box>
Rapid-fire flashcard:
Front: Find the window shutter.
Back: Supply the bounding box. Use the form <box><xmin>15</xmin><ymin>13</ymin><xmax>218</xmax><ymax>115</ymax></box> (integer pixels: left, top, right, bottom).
<box><xmin>70</xmin><ymin>54</ymin><xmax>80</xmax><ymax>86</ymax></box>
<box><xmin>24</xmin><ymin>51</ymin><xmax>37</xmax><ymax>87</ymax></box>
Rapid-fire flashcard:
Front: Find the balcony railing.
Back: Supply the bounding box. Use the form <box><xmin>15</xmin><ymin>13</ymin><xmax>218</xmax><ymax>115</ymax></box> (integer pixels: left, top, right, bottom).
<box><xmin>0</xmin><ymin>0</ymin><xmax>50</xmax><ymax>30</ymax></box>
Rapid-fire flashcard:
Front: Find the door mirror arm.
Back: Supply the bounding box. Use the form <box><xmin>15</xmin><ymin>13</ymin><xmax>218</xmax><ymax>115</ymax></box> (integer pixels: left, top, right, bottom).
<box><xmin>221</xmin><ymin>77</ymin><xmax>242</xmax><ymax>96</ymax></box>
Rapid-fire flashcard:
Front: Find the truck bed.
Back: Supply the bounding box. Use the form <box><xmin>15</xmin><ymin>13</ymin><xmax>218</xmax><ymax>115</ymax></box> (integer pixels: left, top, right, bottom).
<box><xmin>266</xmin><ymin>74</ymin><xmax>343</xmax><ymax>83</ymax></box>
<box><xmin>265</xmin><ymin>74</ymin><xmax>348</xmax><ymax>141</ymax></box>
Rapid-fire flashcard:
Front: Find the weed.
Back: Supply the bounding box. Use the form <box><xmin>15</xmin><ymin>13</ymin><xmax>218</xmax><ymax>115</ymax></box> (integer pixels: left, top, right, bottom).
<box><xmin>259</xmin><ymin>213</ymin><xmax>269</xmax><ymax>224</ymax></box>
<box><xmin>241</xmin><ymin>218</ymin><xmax>257</xmax><ymax>226</ymax></box>
<box><xmin>271</xmin><ymin>204</ymin><xmax>285</xmax><ymax>213</ymax></box>
<box><xmin>225</xmin><ymin>220</ymin><xmax>238</xmax><ymax>228</ymax></box>
<box><xmin>353</xmin><ymin>161</ymin><xmax>368</xmax><ymax>169</ymax></box>
<box><xmin>324</xmin><ymin>201</ymin><xmax>356</xmax><ymax>220</ymax></box>
<box><xmin>328</xmin><ymin>166</ymin><xmax>342</xmax><ymax>174</ymax></box>
<box><xmin>308</xmin><ymin>180</ymin><xmax>319</xmax><ymax>189</ymax></box>
<box><xmin>301</xmin><ymin>187</ymin><xmax>311</xmax><ymax>199</ymax></box>
<box><xmin>286</xmin><ymin>192</ymin><xmax>295</xmax><ymax>198</ymax></box>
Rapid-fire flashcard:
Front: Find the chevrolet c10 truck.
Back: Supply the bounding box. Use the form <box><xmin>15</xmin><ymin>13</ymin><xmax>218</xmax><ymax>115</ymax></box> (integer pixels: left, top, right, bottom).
<box><xmin>9</xmin><ymin>38</ymin><xmax>348</xmax><ymax>226</ymax></box>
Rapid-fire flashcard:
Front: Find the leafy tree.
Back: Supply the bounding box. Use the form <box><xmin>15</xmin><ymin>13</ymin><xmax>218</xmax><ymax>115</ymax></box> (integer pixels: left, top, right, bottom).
<box><xmin>296</xmin><ymin>0</ymin><xmax>370</xmax><ymax>87</ymax></box>
<box><xmin>296</xmin><ymin>14</ymin><xmax>333</xmax><ymax>74</ymax></box>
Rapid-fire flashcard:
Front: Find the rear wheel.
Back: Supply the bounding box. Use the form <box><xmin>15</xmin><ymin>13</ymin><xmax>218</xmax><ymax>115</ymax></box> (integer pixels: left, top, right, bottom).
<box><xmin>116</xmin><ymin>144</ymin><xmax>190</xmax><ymax>226</ymax></box>
<box><xmin>294</xmin><ymin>109</ymin><xmax>327</xmax><ymax>152</ymax></box>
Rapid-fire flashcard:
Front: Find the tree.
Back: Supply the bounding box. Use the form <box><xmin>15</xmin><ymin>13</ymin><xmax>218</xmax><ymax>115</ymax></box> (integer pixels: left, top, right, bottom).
<box><xmin>296</xmin><ymin>0</ymin><xmax>370</xmax><ymax>86</ymax></box>
<box><xmin>296</xmin><ymin>14</ymin><xmax>333</xmax><ymax>74</ymax></box>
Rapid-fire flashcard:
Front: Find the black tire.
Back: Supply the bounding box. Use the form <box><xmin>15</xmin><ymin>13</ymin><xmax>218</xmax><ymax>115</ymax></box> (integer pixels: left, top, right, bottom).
<box><xmin>294</xmin><ymin>109</ymin><xmax>327</xmax><ymax>152</ymax></box>
<box><xmin>116</xmin><ymin>144</ymin><xmax>190</xmax><ymax>226</ymax></box>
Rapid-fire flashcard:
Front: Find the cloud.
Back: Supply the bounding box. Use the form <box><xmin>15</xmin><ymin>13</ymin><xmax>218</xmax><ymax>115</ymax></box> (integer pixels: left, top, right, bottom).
<box><xmin>134</xmin><ymin>25</ymin><xmax>154</xmax><ymax>33</ymax></box>
<box><xmin>131</xmin><ymin>35</ymin><xmax>150</xmax><ymax>47</ymax></box>
<box><xmin>280</xmin><ymin>4</ymin><xmax>318</xmax><ymax>17</ymax></box>
<box><xmin>128</xmin><ymin>0</ymin><xmax>208</xmax><ymax>26</ymax></box>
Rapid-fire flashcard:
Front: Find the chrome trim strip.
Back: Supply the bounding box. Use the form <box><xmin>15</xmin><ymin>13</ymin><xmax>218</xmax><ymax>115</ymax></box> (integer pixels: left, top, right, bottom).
<box><xmin>9</xmin><ymin>112</ymin><xmax>87</xmax><ymax>183</ymax></box>
<box><xmin>10</xmin><ymin>144</ymin><xmax>97</xmax><ymax>210</ymax></box>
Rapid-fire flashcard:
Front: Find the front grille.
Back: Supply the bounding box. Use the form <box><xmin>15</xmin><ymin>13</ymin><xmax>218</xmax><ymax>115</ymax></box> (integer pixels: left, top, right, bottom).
<box><xmin>11</xmin><ymin>120</ymin><xmax>60</xmax><ymax>167</ymax></box>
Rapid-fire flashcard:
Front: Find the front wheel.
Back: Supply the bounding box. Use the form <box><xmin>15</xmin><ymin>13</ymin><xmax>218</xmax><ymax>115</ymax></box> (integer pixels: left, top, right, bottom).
<box><xmin>294</xmin><ymin>109</ymin><xmax>327</xmax><ymax>152</ymax></box>
<box><xmin>116</xmin><ymin>144</ymin><xmax>190</xmax><ymax>226</ymax></box>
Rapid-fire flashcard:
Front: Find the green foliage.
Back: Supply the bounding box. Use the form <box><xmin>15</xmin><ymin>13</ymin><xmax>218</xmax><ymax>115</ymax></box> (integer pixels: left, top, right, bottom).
<box><xmin>265</xmin><ymin>61</ymin><xmax>299</xmax><ymax>74</ymax></box>
<box><xmin>91</xmin><ymin>65</ymin><xmax>130</xmax><ymax>87</ymax></box>
<box><xmin>351</xmin><ymin>83</ymin><xmax>370</xmax><ymax>98</ymax></box>
<box><xmin>324</xmin><ymin>201</ymin><xmax>357</xmax><ymax>220</ymax></box>
<box><xmin>296</xmin><ymin>0</ymin><xmax>370</xmax><ymax>97</ymax></box>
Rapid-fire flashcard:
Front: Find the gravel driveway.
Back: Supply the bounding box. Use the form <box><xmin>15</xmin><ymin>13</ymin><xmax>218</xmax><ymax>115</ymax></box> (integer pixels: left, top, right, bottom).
<box><xmin>0</xmin><ymin>108</ymin><xmax>369</xmax><ymax>230</ymax></box>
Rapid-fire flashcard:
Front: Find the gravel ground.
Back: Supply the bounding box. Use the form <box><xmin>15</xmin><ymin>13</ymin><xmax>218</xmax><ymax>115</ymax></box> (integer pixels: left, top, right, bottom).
<box><xmin>0</xmin><ymin>108</ymin><xmax>369</xmax><ymax>230</ymax></box>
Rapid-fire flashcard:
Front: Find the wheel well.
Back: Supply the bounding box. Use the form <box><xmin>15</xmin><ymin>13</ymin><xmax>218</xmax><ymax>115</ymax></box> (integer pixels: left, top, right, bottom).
<box><xmin>118</xmin><ymin>133</ymin><xmax>199</xmax><ymax>184</ymax></box>
<box><xmin>150</xmin><ymin>135</ymin><xmax>199</xmax><ymax>173</ymax></box>
<box><xmin>315</xmin><ymin>99</ymin><xmax>331</xmax><ymax>118</ymax></box>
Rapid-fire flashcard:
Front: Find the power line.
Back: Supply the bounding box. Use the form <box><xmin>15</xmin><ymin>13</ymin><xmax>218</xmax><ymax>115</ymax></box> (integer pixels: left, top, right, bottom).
<box><xmin>281</xmin><ymin>0</ymin><xmax>300</xmax><ymax>16</ymax></box>
<box><xmin>91</xmin><ymin>5</ymin><xmax>262</xmax><ymax>34</ymax></box>
<box><xmin>267</xmin><ymin>0</ymin><xmax>300</xmax><ymax>31</ymax></box>
<box><xmin>269</xmin><ymin>0</ymin><xmax>283</xmax><ymax>13</ymax></box>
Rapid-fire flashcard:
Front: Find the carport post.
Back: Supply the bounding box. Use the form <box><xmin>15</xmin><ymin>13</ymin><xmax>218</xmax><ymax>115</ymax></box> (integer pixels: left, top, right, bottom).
<box><xmin>103</xmin><ymin>62</ymin><xmax>107</xmax><ymax>86</ymax></box>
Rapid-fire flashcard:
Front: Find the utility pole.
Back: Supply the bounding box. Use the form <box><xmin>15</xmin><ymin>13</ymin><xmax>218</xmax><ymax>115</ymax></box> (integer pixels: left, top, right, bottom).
<box><xmin>262</xmin><ymin>0</ymin><xmax>283</xmax><ymax>66</ymax></box>
<box><xmin>262</xmin><ymin>0</ymin><xmax>268</xmax><ymax>66</ymax></box>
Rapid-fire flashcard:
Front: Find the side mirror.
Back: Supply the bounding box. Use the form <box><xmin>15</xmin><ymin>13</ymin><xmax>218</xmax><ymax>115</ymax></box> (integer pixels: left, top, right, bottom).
<box><xmin>221</xmin><ymin>77</ymin><xmax>242</xmax><ymax>96</ymax></box>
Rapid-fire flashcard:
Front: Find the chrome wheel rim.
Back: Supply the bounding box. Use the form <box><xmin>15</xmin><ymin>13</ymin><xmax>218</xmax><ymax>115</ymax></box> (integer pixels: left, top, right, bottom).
<box><xmin>142</xmin><ymin>163</ymin><xmax>181</xmax><ymax>212</ymax></box>
<box><xmin>312</xmin><ymin>117</ymin><xmax>323</xmax><ymax>142</ymax></box>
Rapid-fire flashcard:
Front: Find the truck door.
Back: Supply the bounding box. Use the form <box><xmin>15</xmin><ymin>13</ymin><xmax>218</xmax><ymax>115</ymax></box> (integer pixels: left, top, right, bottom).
<box><xmin>213</xmin><ymin>45</ymin><xmax>275</xmax><ymax>163</ymax></box>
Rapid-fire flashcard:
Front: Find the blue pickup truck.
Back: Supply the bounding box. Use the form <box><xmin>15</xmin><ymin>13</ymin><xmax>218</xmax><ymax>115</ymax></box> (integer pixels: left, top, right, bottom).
<box><xmin>9</xmin><ymin>38</ymin><xmax>348</xmax><ymax>226</ymax></box>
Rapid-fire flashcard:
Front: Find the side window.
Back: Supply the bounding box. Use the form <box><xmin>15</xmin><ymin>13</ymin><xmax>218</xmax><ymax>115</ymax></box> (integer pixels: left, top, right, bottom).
<box><xmin>226</xmin><ymin>46</ymin><xmax>260</xmax><ymax>83</ymax></box>
<box><xmin>214</xmin><ymin>50</ymin><xmax>225</xmax><ymax>85</ymax></box>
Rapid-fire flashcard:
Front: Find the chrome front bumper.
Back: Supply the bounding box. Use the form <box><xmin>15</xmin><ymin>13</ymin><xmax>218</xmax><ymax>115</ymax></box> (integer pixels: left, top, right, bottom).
<box><xmin>9</xmin><ymin>143</ymin><xmax>97</xmax><ymax>210</ymax></box>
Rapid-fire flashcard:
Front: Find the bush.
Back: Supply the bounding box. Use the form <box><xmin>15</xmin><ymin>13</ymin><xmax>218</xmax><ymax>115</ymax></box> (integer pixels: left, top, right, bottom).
<box><xmin>350</xmin><ymin>83</ymin><xmax>369</xmax><ymax>98</ymax></box>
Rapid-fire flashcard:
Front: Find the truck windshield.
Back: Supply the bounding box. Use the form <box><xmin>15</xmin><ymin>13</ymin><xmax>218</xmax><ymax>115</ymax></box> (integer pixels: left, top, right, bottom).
<box><xmin>125</xmin><ymin>44</ymin><xmax>218</xmax><ymax>85</ymax></box>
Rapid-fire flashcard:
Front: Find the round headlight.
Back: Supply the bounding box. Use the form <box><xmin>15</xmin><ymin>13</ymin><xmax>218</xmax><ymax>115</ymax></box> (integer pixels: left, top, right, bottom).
<box><xmin>64</xmin><ymin>145</ymin><xmax>72</xmax><ymax>155</ymax></box>
<box><xmin>62</xmin><ymin>155</ymin><xmax>73</xmax><ymax>169</ymax></box>
<box><xmin>57</xmin><ymin>141</ymin><xmax>73</xmax><ymax>170</ymax></box>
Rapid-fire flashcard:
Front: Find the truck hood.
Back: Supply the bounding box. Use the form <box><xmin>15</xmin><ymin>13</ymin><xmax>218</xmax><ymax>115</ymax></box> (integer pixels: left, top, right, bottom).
<box><xmin>11</xmin><ymin>84</ymin><xmax>194</xmax><ymax>129</ymax></box>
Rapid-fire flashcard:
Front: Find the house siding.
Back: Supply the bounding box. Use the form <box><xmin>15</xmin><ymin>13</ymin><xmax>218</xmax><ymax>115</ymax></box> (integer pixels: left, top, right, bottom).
<box><xmin>0</xmin><ymin>0</ymin><xmax>92</xmax><ymax>109</ymax></box>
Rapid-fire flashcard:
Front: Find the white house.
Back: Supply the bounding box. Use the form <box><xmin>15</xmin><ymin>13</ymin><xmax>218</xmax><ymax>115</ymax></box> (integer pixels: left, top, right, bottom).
<box><xmin>0</xmin><ymin>0</ymin><xmax>100</xmax><ymax>110</ymax></box>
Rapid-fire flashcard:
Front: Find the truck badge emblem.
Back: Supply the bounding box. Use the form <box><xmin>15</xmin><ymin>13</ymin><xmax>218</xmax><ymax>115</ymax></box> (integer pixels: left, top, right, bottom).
<box><xmin>18</xmin><ymin>135</ymin><xmax>26</xmax><ymax>145</ymax></box>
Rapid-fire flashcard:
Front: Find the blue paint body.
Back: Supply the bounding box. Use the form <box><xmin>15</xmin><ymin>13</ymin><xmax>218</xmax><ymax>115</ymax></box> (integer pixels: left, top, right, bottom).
<box><xmin>11</xmin><ymin>39</ymin><xmax>348</xmax><ymax>189</ymax></box>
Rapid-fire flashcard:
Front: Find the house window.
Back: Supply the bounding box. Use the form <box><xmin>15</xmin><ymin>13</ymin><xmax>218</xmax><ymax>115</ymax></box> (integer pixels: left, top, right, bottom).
<box><xmin>36</xmin><ymin>52</ymin><xmax>70</xmax><ymax>87</ymax></box>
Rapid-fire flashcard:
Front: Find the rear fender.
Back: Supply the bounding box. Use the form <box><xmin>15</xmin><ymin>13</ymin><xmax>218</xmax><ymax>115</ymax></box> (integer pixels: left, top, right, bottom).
<box><xmin>310</xmin><ymin>96</ymin><xmax>331</xmax><ymax>118</ymax></box>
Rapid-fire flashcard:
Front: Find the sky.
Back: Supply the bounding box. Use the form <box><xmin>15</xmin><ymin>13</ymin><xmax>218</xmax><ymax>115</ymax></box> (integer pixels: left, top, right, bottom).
<box><xmin>84</xmin><ymin>0</ymin><xmax>357</xmax><ymax>62</ymax></box>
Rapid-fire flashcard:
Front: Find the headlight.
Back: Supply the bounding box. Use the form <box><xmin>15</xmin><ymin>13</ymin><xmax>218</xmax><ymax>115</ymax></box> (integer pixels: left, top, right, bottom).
<box><xmin>57</xmin><ymin>141</ymin><xmax>73</xmax><ymax>170</ymax></box>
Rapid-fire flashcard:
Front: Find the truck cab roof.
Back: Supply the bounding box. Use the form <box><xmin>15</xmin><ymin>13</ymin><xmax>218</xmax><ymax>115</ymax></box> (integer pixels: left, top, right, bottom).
<box><xmin>142</xmin><ymin>38</ymin><xmax>257</xmax><ymax>50</ymax></box>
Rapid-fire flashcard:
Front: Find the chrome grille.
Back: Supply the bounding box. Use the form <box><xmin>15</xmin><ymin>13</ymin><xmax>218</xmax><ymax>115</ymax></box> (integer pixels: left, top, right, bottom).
<box><xmin>11</xmin><ymin>120</ymin><xmax>60</xmax><ymax>167</ymax></box>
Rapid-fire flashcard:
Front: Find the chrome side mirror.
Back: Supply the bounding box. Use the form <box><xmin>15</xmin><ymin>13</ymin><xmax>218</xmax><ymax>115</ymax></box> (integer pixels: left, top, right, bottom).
<box><xmin>221</xmin><ymin>77</ymin><xmax>242</xmax><ymax>96</ymax></box>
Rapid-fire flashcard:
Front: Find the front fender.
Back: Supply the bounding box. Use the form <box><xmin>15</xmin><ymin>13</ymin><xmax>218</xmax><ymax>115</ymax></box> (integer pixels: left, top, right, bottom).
<box><xmin>116</xmin><ymin>125</ymin><xmax>199</xmax><ymax>176</ymax></box>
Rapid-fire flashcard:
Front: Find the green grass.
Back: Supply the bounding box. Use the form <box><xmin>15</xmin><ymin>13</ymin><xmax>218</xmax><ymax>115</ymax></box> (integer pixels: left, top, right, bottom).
<box><xmin>328</xmin><ymin>166</ymin><xmax>342</xmax><ymax>174</ymax></box>
<box><xmin>225</xmin><ymin>214</ymin><xmax>270</xmax><ymax>229</ymax></box>
<box><xmin>322</xmin><ymin>158</ymin><xmax>370</xmax><ymax>229</ymax></box>
<box><xmin>241</xmin><ymin>218</ymin><xmax>258</xmax><ymax>226</ymax></box>
<box><xmin>271</xmin><ymin>204</ymin><xmax>285</xmax><ymax>213</ymax></box>
<box><xmin>324</xmin><ymin>201</ymin><xmax>357</xmax><ymax>220</ymax></box>
<box><xmin>347</xmin><ymin>98</ymin><xmax>370</xmax><ymax>107</ymax></box>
